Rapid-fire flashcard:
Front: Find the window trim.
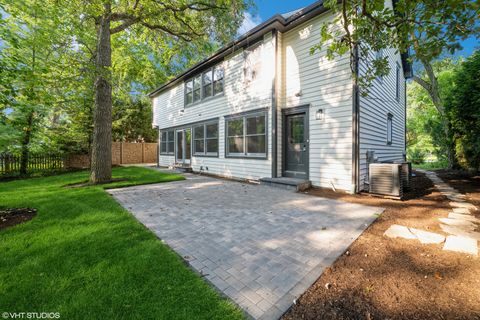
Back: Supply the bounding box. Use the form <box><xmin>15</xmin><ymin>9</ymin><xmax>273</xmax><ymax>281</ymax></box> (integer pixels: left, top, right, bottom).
<box><xmin>193</xmin><ymin>120</ymin><xmax>219</xmax><ymax>157</ymax></box>
<box><xmin>387</xmin><ymin>113</ymin><xmax>393</xmax><ymax>145</ymax></box>
<box><xmin>225</xmin><ymin>110</ymin><xmax>268</xmax><ymax>159</ymax></box>
<box><xmin>159</xmin><ymin>129</ymin><xmax>175</xmax><ymax>155</ymax></box>
<box><xmin>184</xmin><ymin>64</ymin><xmax>224</xmax><ymax>107</ymax></box>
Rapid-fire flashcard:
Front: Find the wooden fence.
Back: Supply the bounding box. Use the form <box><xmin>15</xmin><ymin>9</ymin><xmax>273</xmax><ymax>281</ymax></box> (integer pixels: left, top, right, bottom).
<box><xmin>0</xmin><ymin>153</ymin><xmax>66</xmax><ymax>177</ymax></box>
<box><xmin>66</xmin><ymin>142</ymin><xmax>158</xmax><ymax>169</ymax></box>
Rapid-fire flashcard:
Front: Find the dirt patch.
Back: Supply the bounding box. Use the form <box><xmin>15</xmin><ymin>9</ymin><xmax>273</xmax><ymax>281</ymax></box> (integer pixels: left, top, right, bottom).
<box><xmin>0</xmin><ymin>208</ymin><xmax>37</xmax><ymax>230</ymax></box>
<box><xmin>283</xmin><ymin>171</ymin><xmax>480</xmax><ymax>320</ymax></box>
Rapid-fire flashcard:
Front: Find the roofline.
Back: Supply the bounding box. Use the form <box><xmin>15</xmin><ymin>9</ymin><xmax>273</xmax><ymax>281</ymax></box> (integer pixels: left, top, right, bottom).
<box><xmin>148</xmin><ymin>1</ymin><xmax>327</xmax><ymax>98</ymax></box>
<box><xmin>149</xmin><ymin>0</ymin><xmax>412</xmax><ymax>97</ymax></box>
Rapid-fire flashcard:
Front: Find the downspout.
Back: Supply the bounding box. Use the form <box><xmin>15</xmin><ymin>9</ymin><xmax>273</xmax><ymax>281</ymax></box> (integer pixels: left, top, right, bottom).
<box><xmin>271</xmin><ymin>29</ymin><xmax>278</xmax><ymax>178</ymax></box>
<box><xmin>404</xmin><ymin>78</ymin><xmax>407</xmax><ymax>161</ymax></box>
<box><xmin>351</xmin><ymin>44</ymin><xmax>360</xmax><ymax>193</ymax></box>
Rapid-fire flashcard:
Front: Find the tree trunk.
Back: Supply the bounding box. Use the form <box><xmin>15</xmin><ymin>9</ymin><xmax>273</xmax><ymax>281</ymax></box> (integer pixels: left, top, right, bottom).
<box><xmin>20</xmin><ymin>111</ymin><xmax>34</xmax><ymax>175</ymax></box>
<box><xmin>412</xmin><ymin>60</ymin><xmax>457</xmax><ymax>169</ymax></box>
<box><xmin>90</xmin><ymin>5</ymin><xmax>112</xmax><ymax>184</ymax></box>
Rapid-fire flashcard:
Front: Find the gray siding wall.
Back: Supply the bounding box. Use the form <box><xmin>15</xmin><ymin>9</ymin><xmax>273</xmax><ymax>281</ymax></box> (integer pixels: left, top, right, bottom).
<box><xmin>358</xmin><ymin>47</ymin><xmax>406</xmax><ymax>189</ymax></box>
<box><xmin>280</xmin><ymin>12</ymin><xmax>354</xmax><ymax>192</ymax></box>
<box><xmin>152</xmin><ymin>33</ymin><xmax>276</xmax><ymax>181</ymax></box>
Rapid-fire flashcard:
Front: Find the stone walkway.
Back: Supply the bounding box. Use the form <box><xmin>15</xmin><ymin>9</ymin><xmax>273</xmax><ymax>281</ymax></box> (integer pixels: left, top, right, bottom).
<box><xmin>384</xmin><ymin>170</ymin><xmax>479</xmax><ymax>256</ymax></box>
<box><xmin>109</xmin><ymin>173</ymin><xmax>383</xmax><ymax>319</ymax></box>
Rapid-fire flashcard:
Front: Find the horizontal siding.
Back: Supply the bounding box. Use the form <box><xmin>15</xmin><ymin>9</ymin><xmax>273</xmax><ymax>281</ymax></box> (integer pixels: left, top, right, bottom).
<box><xmin>280</xmin><ymin>12</ymin><xmax>353</xmax><ymax>191</ymax></box>
<box><xmin>154</xmin><ymin>33</ymin><xmax>276</xmax><ymax>180</ymax></box>
<box><xmin>358</xmin><ymin>41</ymin><xmax>406</xmax><ymax>189</ymax></box>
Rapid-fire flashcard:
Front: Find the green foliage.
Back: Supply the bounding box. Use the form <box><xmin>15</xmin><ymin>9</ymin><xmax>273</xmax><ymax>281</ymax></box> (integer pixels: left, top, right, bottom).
<box><xmin>407</xmin><ymin>59</ymin><xmax>459</xmax><ymax>162</ymax></box>
<box><xmin>407</xmin><ymin>148</ymin><xmax>426</xmax><ymax>164</ymax></box>
<box><xmin>312</xmin><ymin>0</ymin><xmax>479</xmax><ymax>91</ymax></box>
<box><xmin>445</xmin><ymin>51</ymin><xmax>480</xmax><ymax>170</ymax></box>
<box><xmin>1</xmin><ymin>0</ymin><xmax>251</xmax><ymax>156</ymax></box>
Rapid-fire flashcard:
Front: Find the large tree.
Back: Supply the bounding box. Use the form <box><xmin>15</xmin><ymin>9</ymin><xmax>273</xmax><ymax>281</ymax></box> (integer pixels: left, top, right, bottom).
<box><xmin>66</xmin><ymin>0</ymin><xmax>250</xmax><ymax>184</ymax></box>
<box><xmin>313</xmin><ymin>0</ymin><xmax>479</xmax><ymax>168</ymax></box>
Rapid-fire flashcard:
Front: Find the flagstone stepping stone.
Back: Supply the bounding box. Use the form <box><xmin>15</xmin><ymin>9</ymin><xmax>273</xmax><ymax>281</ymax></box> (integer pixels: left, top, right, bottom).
<box><xmin>453</xmin><ymin>207</ymin><xmax>472</xmax><ymax>214</ymax></box>
<box><xmin>443</xmin><ymin>235</ymin><xmax>478</xmax><ymax>256</ymax></box>
<box><xmin>384</xmin><ymin>224</ymin><xmax>445</xmax><ymax>244</ymax></box>
<box><xmin>440</xmin><ymin>224</ymin><xmax>480</xmax><ymax>241</ymax></box>
<box><xmin>448</xmin><ymin>212</ymin><xmax>480</xmax><ymax>223</ymax></box>
<box><xmin>409</xmin><ymin>228</ymin><xmax>446</xmax><ymax>244</ymax></box>
<box><xmin>439</xmin><ymin>218</ymin><xmax>477</xmax><ymax>228</ymax></box>
<box><xmin>449</xmin><ymin>201</ymin><xmax>477</xmax><ymax>209</ymax></box>
<box><xmin>384</xmin><ymin>225</ymin><xmax>417</xmax><ymax>240</ymax></box>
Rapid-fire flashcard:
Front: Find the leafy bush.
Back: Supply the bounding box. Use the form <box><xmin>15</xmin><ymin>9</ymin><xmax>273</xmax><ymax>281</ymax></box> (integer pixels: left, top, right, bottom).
<box><xmin>408</xmin><ymin>148</ymin><xmax>426</xmax><ymax>164</ymax></box>
<box><xmin>445</xmin><ymin>51</ymin><xmax>480</xmax><ymax>171</ymax></box>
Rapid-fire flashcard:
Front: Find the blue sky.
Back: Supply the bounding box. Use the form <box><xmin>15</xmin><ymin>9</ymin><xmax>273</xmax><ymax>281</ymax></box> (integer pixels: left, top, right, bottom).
<box><xmin>241</xmin><ymin>0</ymin><xmax>478</xmax><ymax>58</ymax></box>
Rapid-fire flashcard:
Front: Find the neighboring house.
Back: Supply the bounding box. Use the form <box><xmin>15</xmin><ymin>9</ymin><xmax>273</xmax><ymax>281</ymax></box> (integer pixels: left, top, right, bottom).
<box><xmin>150</xmin><ymin>0</ymin><xmax>412</xmax><ymax>193</ymax></box>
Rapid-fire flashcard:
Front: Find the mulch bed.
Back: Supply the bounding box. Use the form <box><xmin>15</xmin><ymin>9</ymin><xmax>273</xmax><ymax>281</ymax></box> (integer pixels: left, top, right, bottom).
<box><xmin>282</xmin><ymin>171</ymin><xmax>480</xmax><ymax>320</ymax></box>
<box><xmin>0</xmin><ymin>208</ymin><xmax>37</xmax><ymax>230</ymax></box>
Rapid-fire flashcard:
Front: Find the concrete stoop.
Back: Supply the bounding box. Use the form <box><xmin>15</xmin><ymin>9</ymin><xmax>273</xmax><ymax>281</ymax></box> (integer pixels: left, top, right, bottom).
<box><xmin>259</xmin><ymin>177</ymin><xmax>312</xmax><ymax>192</ymax></box>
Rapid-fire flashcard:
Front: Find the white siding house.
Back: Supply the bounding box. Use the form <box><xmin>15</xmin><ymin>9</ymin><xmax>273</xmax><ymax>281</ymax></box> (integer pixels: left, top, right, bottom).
<box><xmin>150</xmin><ymin>0</ymin><xmax>411</xmax><ymax>193</ymax></box>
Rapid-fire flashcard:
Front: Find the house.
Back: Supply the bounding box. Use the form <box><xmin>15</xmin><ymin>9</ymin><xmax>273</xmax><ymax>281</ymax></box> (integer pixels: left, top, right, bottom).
<box><xmin>149</xmin><ymin>0</ymin><xmax>412</xmax><ymax>193</ymax></box>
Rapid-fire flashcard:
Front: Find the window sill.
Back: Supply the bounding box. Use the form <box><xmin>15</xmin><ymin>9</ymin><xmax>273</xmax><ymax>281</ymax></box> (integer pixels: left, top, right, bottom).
<box><xmin>185</xmin><ymin>92</ymin><xmax>224</xmax><ymax>108</ymax></box>
<box><xmin>225</xmin><ymin>154</ymin><xmax>267</xmax><ymax>160</ymax></box>
<box><xmin>193</xmin><ymin>154</ymin><xmax>219</xmax><ymax>158</ymax></box>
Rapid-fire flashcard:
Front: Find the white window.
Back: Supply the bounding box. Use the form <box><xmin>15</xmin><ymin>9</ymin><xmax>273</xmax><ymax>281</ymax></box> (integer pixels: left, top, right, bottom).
<box><xmin>226</xmin><ymin>112</ymin><xmax>266</xmax><ymax>157</ymax></box>
<box><xmin>387</xmin><ymin>113</ymin><xmax>393</xmax><ymax>145</ymax></box>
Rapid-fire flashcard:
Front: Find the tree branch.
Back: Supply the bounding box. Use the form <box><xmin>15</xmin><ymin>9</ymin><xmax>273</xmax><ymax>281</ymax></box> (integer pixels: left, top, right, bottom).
<box><xmin>110</xmin><ymin>16</ymin><xmax>140</xmax><ymax>34</ymax></box>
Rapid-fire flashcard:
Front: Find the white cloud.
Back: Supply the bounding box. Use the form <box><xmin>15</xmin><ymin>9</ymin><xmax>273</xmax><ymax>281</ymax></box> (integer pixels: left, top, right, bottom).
<box><xmin>238</xmin><ymin>12</ymin><xmax>262</xmax><ymax>36</ymax></box>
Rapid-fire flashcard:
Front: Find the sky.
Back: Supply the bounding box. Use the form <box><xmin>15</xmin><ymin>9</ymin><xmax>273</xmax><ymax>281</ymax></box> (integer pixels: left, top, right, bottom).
<box><xmin>240</xmin><ymin>0</ymin><xmax>478</xmax><ymax>58</ymax></box>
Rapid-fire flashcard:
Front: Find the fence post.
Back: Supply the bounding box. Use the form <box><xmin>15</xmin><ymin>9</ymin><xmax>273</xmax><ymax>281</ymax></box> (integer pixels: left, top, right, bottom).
<box><xmin>142</xmin><ymin>143</ymin><xmax>145</xmax><ymax>163</ymax></box>
<box><xmin>120</xmin><ymin>142</ymin><xmax>123</xmax><ymax>165</ymax></box>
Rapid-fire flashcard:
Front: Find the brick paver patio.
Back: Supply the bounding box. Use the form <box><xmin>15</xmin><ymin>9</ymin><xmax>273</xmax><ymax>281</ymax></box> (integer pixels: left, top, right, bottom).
<box><xmin>109</xmin><ymin>173</ymin><xmax>383</xmax><ymax>319</ymax></box>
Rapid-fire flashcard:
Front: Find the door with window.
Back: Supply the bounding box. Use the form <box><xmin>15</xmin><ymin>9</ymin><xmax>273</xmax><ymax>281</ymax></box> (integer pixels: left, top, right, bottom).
<box><xmin>283</xmin><ymin>111</ymin><xmax>308</xmax><ymax>179</ymax></box>
<box><xmin>175</xmin><ymin>128</ymin><xmax>191</xmax><ymax>165</ymax></box>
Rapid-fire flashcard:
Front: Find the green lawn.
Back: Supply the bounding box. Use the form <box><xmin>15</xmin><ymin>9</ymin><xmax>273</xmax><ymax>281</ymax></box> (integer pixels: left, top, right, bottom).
<box><xmin>412</xmin><ymin>160</ymin><xmax>448</xmax><ymax>170</ymax></box>
<box><xmin>0</xmin><ymin>167</ymin><xmax>244</xmax><ymax>320</ymax></box>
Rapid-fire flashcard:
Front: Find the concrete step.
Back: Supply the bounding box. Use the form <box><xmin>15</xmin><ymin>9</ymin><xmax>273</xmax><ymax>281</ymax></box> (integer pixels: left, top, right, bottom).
<box><xmin>169</xmin><ymin>164</ymin><xmax>193</xmax><ymax>173</ymax></box>
<box><xmin>259</xmin><ymin>177</ymin><xmax>311</xmax><ymax>192</ymax></box>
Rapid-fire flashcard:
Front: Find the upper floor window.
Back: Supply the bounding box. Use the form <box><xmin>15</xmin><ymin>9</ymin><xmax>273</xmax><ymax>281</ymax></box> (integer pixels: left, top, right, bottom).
<box><xmin>387</xmin><ymin>113</ymin><xmax>393</xmax><ymax>145</ymax></box>
<box><xmin>185</xmin><ymin>65</ymin><xmax>224</xmax><ymax>106</ymax></box>
<box><xmin>395</xmin><ymin>63</ymin><xmax>400</xmax><ymax>101</ymax></box>
<box><xmin>375</xmin><ymin>49</ymin><xmax>383</xmax><ymax>83</ymax></box>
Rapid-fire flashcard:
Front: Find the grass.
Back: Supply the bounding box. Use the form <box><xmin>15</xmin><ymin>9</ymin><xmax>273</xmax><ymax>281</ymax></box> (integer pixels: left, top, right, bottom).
<box><xmin>0</xmin><ymin>167</ymin><xmax>244</xmax><ymax>320</ymax></box>
<box><xmin>412</xmin><ymin>160</ymin><xmax>448</xmax><ymax>170</ymax></box>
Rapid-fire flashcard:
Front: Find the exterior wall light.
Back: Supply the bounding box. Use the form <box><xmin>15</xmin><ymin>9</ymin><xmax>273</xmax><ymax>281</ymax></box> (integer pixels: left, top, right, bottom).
<box><xmin>315</xmin><ymin>109</ymin><xmax>324</xmax><ymax>120</ymax></box>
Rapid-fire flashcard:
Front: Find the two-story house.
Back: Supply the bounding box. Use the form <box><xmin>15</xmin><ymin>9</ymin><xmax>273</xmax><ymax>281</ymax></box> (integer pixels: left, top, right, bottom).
<box><xmin>150</xmin><ymin>0</ymin><xmax>412</xmax><ymax>193</ymax></box>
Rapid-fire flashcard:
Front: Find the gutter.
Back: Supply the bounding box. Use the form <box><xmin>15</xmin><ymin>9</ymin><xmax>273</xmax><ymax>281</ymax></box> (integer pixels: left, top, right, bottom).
<box><xmin>148</xmin><ymin>1</ymin><xmax>327</xmax><ymax>98</ymax></box>
<box><xmin>271</xmin><ymin>29</ymin><xmax>278</xmax><ymax>178</ymax></box>
<box><xmin>352</xmin><ymin>44</ymin><xmax>360</xmax><ymax>193</ymax></box>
